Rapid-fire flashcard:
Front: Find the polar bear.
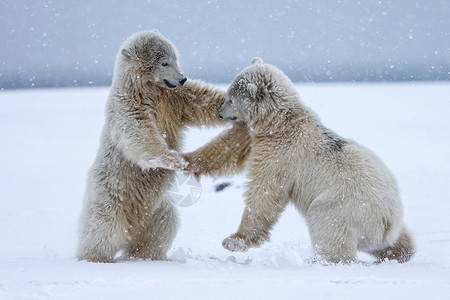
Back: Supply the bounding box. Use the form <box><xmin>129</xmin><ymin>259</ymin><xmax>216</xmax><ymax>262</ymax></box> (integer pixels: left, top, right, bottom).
<box><xmin>77</xmin><ymin>30</ymin><xmax>251</xmax><ymax>262</ymax></box>
<box><xmin>218</xmin><ymin>57</ymin><xmax>415</xmax><ymax>264</ymax></box>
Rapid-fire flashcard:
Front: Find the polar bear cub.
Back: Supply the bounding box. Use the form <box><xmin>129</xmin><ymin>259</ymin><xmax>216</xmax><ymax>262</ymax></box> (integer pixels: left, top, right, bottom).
<box><xmin>77</xmin><ymin>30</ymin><xmax>251</xmax><ymax>263</ymax></box>
<box><xmin>220</xmin><ymin>57</ymin><xmax>415</xmax><ymax>264</ymax></box>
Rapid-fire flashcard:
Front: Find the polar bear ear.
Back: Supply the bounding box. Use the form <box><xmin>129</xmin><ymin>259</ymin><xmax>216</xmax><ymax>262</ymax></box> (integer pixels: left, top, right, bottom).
<box><xmin>121</xmin><ymin>48</ymin><xmax>139</xmax><ymax>60</ymax></box>
<box><xmin>251</xmin><ymin>57</ymin><xmax>264</xmax><ymax>65</ymax></box>
<box><xmin>151</xmin><ymin>29</ymin><xmax>160</xmax><ymax>34</ymax></box>
<box><xmin>247</xmin><ymin>83</ymin><xmax>258</xmax><ymax>98</ymax></box>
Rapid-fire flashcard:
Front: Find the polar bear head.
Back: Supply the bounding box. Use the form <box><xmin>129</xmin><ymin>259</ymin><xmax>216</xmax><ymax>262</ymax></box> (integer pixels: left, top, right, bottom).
<box><xmin>219</xmin><ymin>57</ymin><xmax>297</xmax><ymax>124</ymax></box>
<box><xmin>115</xmin><ymin>30</ymin><xmax>187</xmax><ymax>89</ymax></box>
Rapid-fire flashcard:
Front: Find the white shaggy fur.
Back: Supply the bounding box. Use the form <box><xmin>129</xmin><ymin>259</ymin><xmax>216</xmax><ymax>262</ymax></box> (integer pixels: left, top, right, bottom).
<box><xmin>77</xmin><ymin>30</ymin><xmax>251</xmax><ymax>262</ymax></box>
<box><xmin>219</xmin><ymin>58</ymin><xmax>415</xmax><ymax>264</ymax></box>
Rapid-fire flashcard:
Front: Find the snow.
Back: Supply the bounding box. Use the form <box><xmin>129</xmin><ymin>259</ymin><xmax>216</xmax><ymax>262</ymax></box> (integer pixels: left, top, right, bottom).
<box><xmin>0</xmin><ymin>82</ymin><xmax>449</xmax><ymax>299</ymax></box>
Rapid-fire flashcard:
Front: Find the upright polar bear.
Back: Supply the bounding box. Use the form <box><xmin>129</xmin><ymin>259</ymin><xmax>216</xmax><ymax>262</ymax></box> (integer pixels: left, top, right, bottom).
<box><xmin>77</xmin><ymin>30</ymin><xmax>251</xmax><ymax>262</ymax></box>
<box><xmin>218</xmin><ymin>58</ymin><xmax>415</xmax><ymax>264</ymax></box>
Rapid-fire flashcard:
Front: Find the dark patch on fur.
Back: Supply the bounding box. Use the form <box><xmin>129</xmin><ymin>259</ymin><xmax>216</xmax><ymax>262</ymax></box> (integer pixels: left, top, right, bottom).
<box><xmin>215</xmin><ymin>182</ymin><xmax>231</xmax><ymax>192</ymax></box>
<box><xmin>322</xmin><ymin>127</ymin><xmax>347</xmax><ymax>151</ymax></box>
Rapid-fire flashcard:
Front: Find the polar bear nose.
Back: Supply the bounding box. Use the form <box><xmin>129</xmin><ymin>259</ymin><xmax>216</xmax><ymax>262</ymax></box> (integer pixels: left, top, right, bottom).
<box><xmin>179</xmin><ymin>78</ymin><xmax>187</xmax><ymax>86</ymax></box>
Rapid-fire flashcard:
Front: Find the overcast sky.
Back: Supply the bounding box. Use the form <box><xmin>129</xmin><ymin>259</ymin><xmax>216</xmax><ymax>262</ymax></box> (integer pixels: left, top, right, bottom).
<box><xmin>1</xmin><ymin>0</ymin><xmax>449</xmax><ymax>89</ymax></box>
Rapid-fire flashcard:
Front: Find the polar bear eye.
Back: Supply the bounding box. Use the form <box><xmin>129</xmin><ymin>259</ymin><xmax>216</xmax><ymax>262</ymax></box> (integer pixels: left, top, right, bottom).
<box><xmin>161</xmin><ymin>62</ymin><xmax>169</xmax><ymax>67</ymax></box>
<box><xmin>229</xmin><ymin>99</ymin><xmax>234</xmax><ymax>104</ymax></box>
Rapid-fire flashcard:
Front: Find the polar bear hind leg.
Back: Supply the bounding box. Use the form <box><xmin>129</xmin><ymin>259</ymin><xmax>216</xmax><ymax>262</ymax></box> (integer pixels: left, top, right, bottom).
<box><xmin>310</xmin><ymin>225</ymin><xmax>358</xmax><ymax>264</ymax></box>
<box><xmin>77</xmin><ymin>206</ymin><xmax>130</xmax><ymax>263</ymax></box>
<box><xmin>126</xmin><ymin>196</ymin><xmax>179</xmax><ymax>260</ymax></box>
<box><xmin>370</xmin><ymin>226</ymin><xmax>415</xmax><ymax>263</ymax></box>
<box><xmin>306</xmin><ymin>202</ymin><xmax>358</xmax><ymax>264</ymax></box>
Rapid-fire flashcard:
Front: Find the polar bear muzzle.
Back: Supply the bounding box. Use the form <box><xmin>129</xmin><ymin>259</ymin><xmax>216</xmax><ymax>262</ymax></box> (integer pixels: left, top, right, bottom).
<box><xmin>164</xmin><ymin>77</ymin><xmax>187</xmax><ymax>89</ymax></box>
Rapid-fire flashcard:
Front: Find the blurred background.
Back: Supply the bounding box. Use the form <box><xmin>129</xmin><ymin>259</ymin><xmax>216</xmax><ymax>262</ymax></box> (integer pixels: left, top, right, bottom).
<box><xmin>1</xmin><ymin>0</ymin><xmax>449</xmax><ymax>89</ymax></box>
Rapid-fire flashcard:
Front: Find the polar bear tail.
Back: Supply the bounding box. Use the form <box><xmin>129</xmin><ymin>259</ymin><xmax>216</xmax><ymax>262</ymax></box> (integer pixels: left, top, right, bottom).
<box><xmin>371</xmin><ymin>226</ymin><xmax>416</xmax><ymax>263</ymax></box>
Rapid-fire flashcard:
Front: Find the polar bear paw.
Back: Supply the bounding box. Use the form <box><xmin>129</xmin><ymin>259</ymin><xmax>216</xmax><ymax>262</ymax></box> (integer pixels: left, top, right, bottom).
<box><xmin>146</xmin><ymin>151</ymin><xmax>187</xmax><ymax>170</ymax></box>
<box><xmin>181</xmin><ymin>153</ymin><xmax>205</xmax><ymax>178</ymax></box>
<box><xmin>222</xmin><ymin>235</ymin><xmax>248</xmax><ymax>252</ymax></box>
<box><xmin>164</xmin><ymin>150</ymin><xmax>188</xmax><ymax>170</ymax></box>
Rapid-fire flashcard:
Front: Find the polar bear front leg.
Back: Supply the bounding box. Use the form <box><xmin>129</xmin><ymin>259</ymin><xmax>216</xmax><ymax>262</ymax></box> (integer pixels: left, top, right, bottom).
<box><xmin>146</xmin><ymin>150</ymin><xmax>187</xmax><ymax>171</ymax></box>
<box><xmin>182</xmin><ymin>122</ymin><xmax>251</xmax><ymax>178</ymax></box>
<box><xmin>115</xmin><ymin>121</ymin><xmax>186</xmax><ymax>171</ymax></box>
<box><xmin>222</xmin><ymin>207</ymin><xmax>276</xmax><ymax>252</ymax></box>
<box><xmin>222</xmin><ymin>185</ymin><xmax>289</xmax><ymax>252</ymax></box>
<box><xmin>222</xmin><ymin>233</ymin><xmax>249</xmax><ymax>252</ymax></box>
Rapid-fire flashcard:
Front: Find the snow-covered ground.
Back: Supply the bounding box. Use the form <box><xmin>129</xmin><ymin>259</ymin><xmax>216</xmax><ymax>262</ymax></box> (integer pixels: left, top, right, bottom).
<box><xmin>0</xmin><ymin>82</ymin><xmax>449</xmax><ymax>299</ymax></box>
